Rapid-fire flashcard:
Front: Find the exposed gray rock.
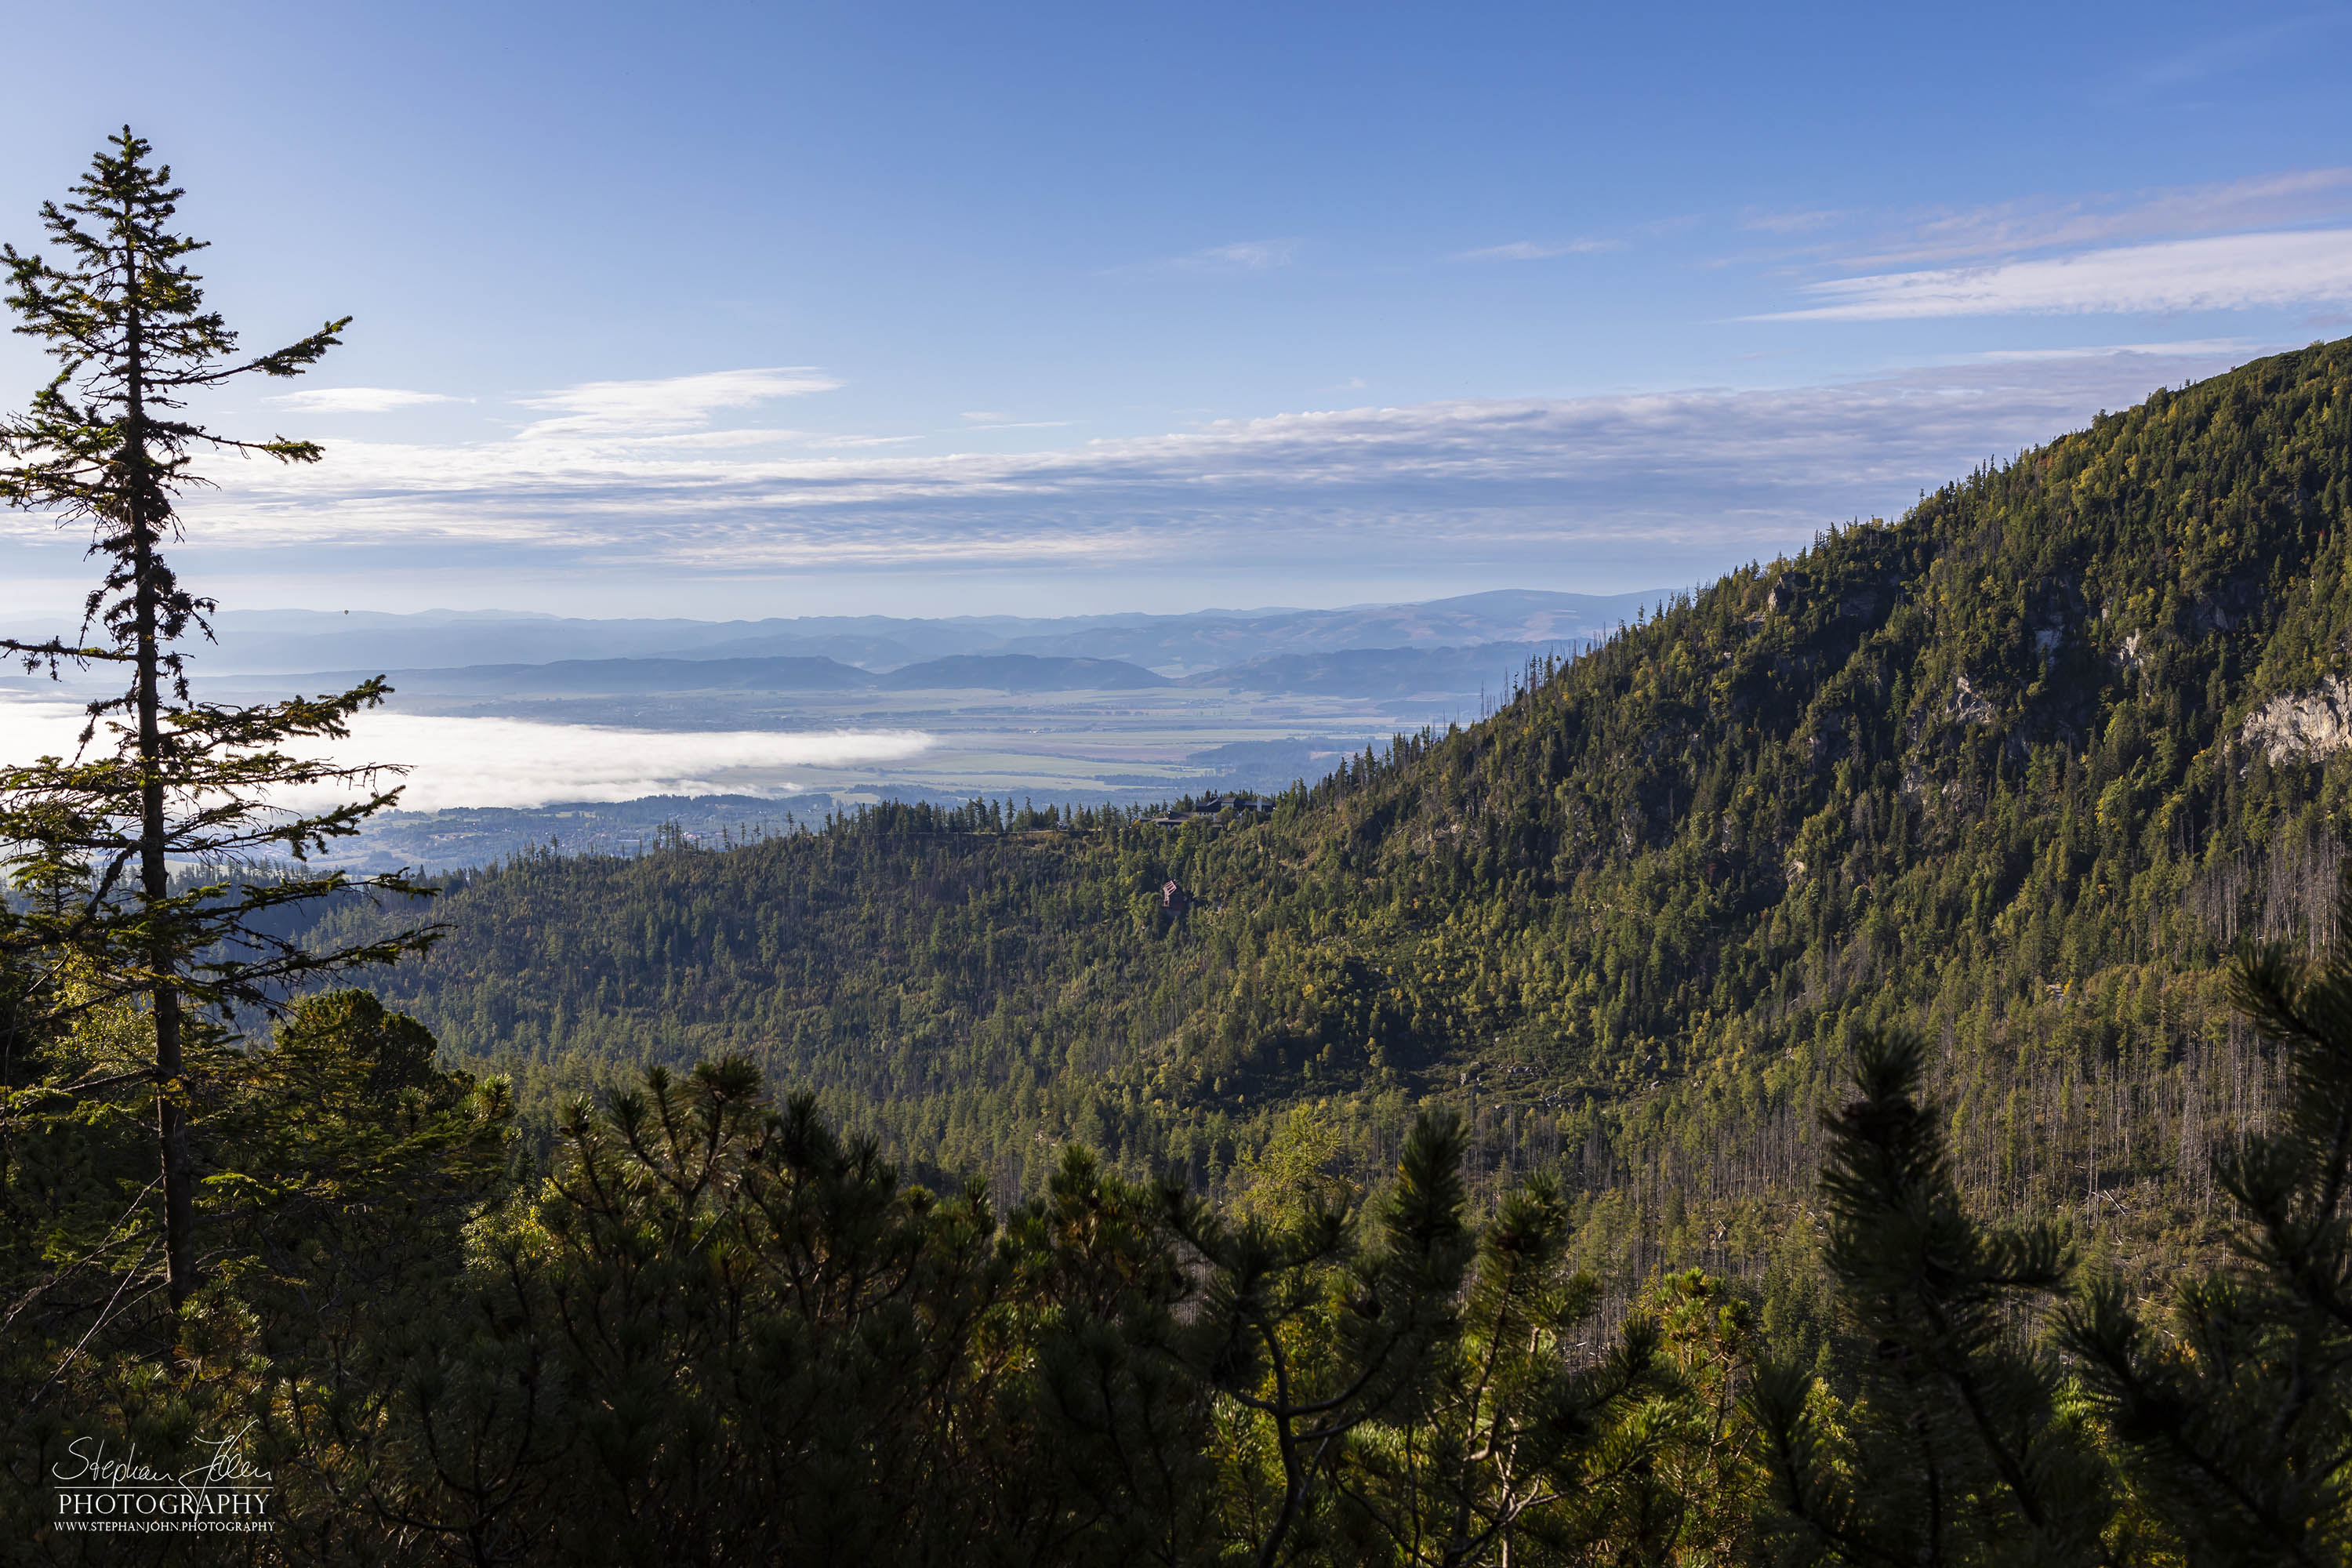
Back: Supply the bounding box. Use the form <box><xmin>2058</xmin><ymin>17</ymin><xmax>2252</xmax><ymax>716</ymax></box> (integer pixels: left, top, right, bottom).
<box><xmin>2242</xmin><ymin>677</ymin><xmax>2352</xmax><ymax>763</ymax></box>
<box><xmin>1950</xmin><ymin>673</ymin><xmax>1995</xmax><ymax>724</ymax></box>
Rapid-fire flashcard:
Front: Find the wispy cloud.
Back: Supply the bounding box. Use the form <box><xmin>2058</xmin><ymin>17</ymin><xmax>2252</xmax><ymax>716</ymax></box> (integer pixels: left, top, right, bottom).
<box><xmin>1740</xmin><ymin>209</ymin><xmax>1846</xmax><ymax>236</ymax></box>
<box><xmin>267</xmin><ymin>387</ymin><xmax>466</xmax><ymax>414</ymax></box>
<box><xmin>78</xmin><ymin>347</ymin><xmax>2257</xmax><ymax>582</ymax></box>
<box><xmin>1126</xmin><ymin>240</ymin><xmax>1299</xmax><ymax>274</ymax></box>
<box><xmin>1844</xmin><ymin>169</ymin><xmax>2352</xmax><ymax>268</ymax></box>
<box><xmin>1973</xmin><ymin>339</ymin><xmax>2255</xmax><ymax>362</ymax></box>
<box><xmin>1757</xmin><ymin>230</ymin><xmax>2352</xmax><ymax>320</ymax></box>
<box><xmin>516</xmin><ymin>368</ymin><xmax>841</xmax><ymax>437</ymax></box>
<box><xmin>2133</xmin><ymin>13</ymin><xmax>2350</xmax><ymax>89</ymax></box>
<box><xmin>626</xmin><ymin>426</ymin><xmax>822</xmax><ymax>451</ymax></box>
<box><xmin>1453</xmin><ymin>238</ymin><xmax>1620</xmax><ymax>263</ymax></box>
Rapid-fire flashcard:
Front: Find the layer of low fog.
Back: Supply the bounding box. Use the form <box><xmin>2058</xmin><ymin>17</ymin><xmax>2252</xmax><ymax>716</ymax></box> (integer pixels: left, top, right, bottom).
<box><xmin>0</xmin><ymin>695</ymin><xmax>930</xmax><ymax>815</ymax></box>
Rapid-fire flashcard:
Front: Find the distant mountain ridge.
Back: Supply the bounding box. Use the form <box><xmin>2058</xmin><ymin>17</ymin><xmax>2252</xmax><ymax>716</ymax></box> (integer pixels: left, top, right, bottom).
<box><xmin>232</xmin><ymin>653</ymin><xmax>1167</xmax><ymax>699</ymax></box>
<box><xmin>873</xmin><ymin>655</ymin><xmax>1169</xmax><ymax>691</ymax></box>
<box><xmin>1178</xmin><ymin>641</ymin><xmax>1587</xmax><ymax>699</ymax></box>
<box><xmin>238</xmin><ymin>641</ymin><xmax>1598</xmax><ymax>702</ymax></box>
<box><xmin>326</xmin><ymin>793</ymin><xmax>833</xmax><ymax>871</ymax></box>
<box><xmin>187</xmin><ymin>588</ymin><xmax>1667</xmax><ymax>677</ymax></box>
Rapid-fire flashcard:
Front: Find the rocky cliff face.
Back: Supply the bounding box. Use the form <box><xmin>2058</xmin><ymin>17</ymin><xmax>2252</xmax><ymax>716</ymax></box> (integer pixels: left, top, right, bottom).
<box><xmin>2244</xmin><ymin>677</ymin><xmax>2352</xmax><ymax>764</ymax></box>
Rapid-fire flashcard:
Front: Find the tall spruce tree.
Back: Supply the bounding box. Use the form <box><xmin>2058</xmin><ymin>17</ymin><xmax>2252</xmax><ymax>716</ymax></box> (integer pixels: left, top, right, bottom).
<box><xmin>0</xmin><ymin>129</ymin><xmax>429</xmax><ymax>1313</ymax></box>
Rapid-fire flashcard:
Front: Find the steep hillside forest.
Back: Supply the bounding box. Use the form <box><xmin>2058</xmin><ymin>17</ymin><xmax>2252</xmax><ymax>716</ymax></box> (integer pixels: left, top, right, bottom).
<box><xmin>299</xmin><ymin>339</ymin><xmax>2352</xmax><ymax>1298</ymax></box>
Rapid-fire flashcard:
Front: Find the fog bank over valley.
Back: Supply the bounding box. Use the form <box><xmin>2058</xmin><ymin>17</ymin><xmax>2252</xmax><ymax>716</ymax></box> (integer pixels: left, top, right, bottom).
<box><xmin>0</xmin><ymin>588</ymin><xmax>1662</xmax><ymax>869</ymax></box>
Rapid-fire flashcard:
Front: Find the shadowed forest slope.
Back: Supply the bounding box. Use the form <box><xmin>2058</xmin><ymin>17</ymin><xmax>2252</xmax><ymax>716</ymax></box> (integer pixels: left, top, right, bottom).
<box><xmin>300</xmin><ymin>339</ymin><xmax>2352</xmax><ymax>1287</ymax></box>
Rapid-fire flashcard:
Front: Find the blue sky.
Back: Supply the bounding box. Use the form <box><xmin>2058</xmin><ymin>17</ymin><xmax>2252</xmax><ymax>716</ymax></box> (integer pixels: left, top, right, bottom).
<box><xmin>1</xmin><ymin>1</ymin><xmax>2349</xmax><ymax>620</ymax></box>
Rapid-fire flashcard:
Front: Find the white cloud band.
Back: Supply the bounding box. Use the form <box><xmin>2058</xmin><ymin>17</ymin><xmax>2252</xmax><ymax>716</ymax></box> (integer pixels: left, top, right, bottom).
<box><xmin>267</xmin><ymin>387</ymin><xmax>465</xmax><ymax>413</ymax></box>
<box><xmin>1762</xmin><ymin>229</ymin><xmax>2352</xmax><ymax>321</ymax></box>
<box><xmin>0</xmin><ymin>348</ymin><xmax>2273</xmax><ymax>582</ymax></box>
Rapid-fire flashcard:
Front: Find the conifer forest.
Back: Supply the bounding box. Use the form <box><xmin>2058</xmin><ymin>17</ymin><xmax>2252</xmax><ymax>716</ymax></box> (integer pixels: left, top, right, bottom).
<box><xmin>8</xmin><ymin>132</ymin><xmax>2352</xmax><ymax>1565</ymax></box>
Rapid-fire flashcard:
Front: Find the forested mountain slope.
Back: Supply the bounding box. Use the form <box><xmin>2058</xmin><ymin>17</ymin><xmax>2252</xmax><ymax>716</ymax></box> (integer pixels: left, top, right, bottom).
<box><xmin>306</xmin><ymin>339</ymin><xmax>2352</xmax><ymax>1284</ymax></box>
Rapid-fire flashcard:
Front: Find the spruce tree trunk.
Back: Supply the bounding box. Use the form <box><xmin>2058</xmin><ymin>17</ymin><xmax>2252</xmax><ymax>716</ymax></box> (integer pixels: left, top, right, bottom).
<box><xmin>137</xmin><ymin>526</ymin><xmax>194</xmax><ymax>1311</ymax></box>
<box><xmin>119</xmin><ymin>236</ymin><xmax>195</xmax><ymax>1312</ymax></box>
